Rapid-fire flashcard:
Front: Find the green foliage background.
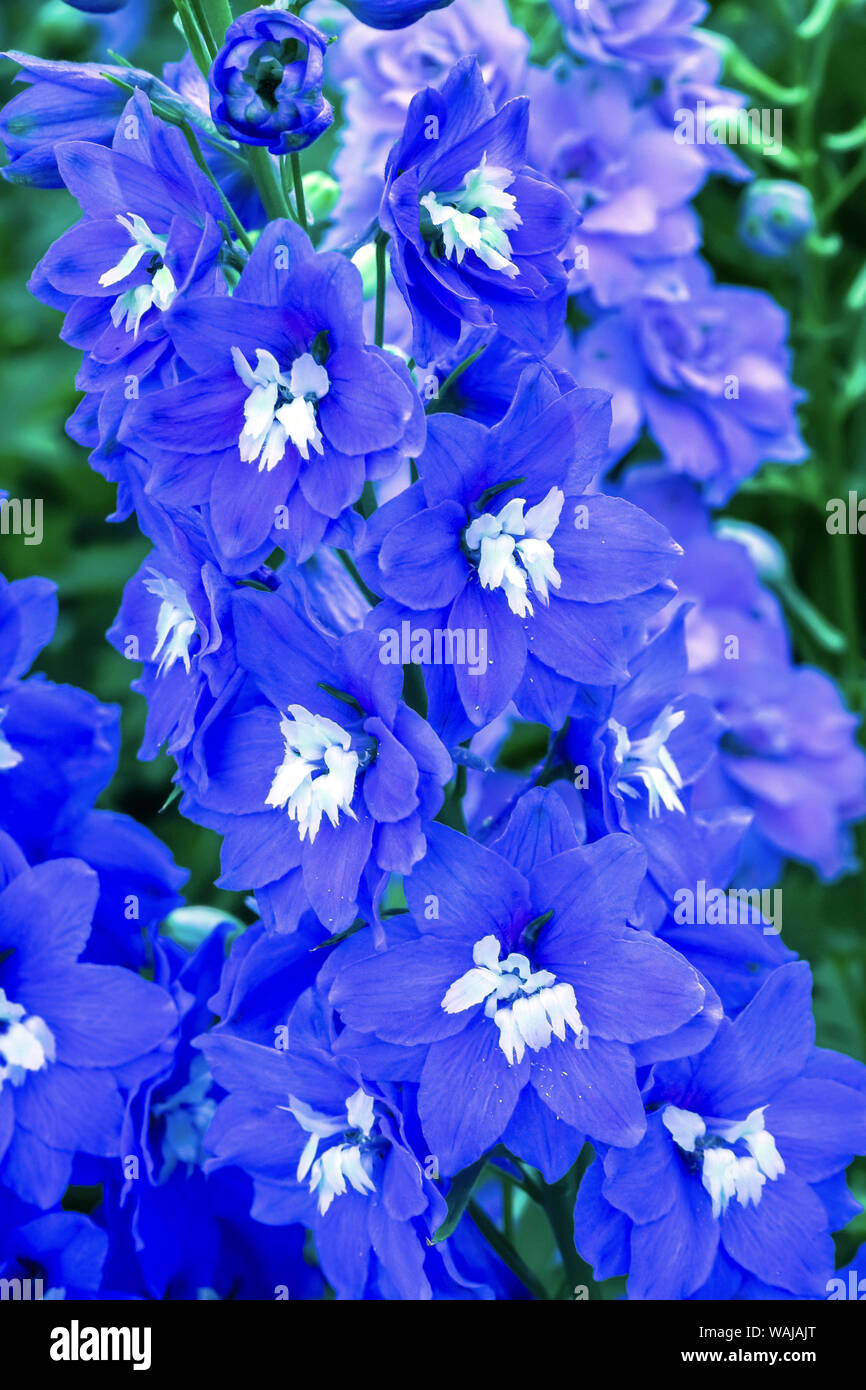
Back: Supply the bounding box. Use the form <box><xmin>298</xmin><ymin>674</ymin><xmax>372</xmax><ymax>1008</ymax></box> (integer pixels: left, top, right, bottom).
<box><xmin>1</xmin><ymin>0</ymin><xmax>864</xmax><ymax>1276</ymax></box>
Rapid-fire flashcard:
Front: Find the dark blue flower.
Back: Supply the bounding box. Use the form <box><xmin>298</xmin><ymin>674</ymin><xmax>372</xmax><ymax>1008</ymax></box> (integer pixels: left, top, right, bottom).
<box><xmin>198</xmin><ymin>985</ymin><xmax>463</xmax><ymax>1300</ymax></box>
<box><xmin>176</xmin><ymin>585</ymin><xmax>452</xmax><ymax>934</ymax></box>
<box><xmin>358</xmin><ymin>366</ymin><xmax>680</xmax><ymax>731</ymax></box>
<box><xmin>379</xmin><ymin>57</ymin><xmax>576</xmax><ymax>363</ymax></box>
<box><xmin>209</xmin><ymin>7</ymin><xmax>333</xmax><ymax>156</ymax></box>
<box><xmin>125</xmin><ymin>221</ymin><xmax>423</xmax><ymax>569</ymax></box>
<box><xmin>0</xmin><ymin>1191</ymin><xmax>109</xmax><ymax>1299</ymax></box>
<box><xmin>574</xmin><ymin>963</ymin><xmax>866</xmax><ymax>1299</ymax></box>
<box><xmin>329</xmin><ymin>803</ymin><xmax>706</xmax><ymax>1175</ymax></box>
<box><xmin>0</xmin><ymin>859</ymin><xmax>177</xmax><ymax>1208</ymax></box>
<box><xmin>336</xmin><ymin>0</ymin><xmax>457</xmax><ymax>30</ymax></box>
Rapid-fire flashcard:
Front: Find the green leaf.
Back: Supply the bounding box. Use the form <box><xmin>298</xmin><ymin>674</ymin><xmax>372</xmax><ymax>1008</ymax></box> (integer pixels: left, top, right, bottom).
<box><xmin>430</xmin><ymin>1157</ymin><xmax>488</xmax><ymax>1243</ymax></box>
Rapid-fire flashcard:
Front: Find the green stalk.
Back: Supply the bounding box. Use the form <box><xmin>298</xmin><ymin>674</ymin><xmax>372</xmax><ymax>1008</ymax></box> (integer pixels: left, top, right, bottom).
<box><xmin>796</xmin><ymin>19</ymin><xmax>861</xmax><ymax>684</ymax></box>
<box><xmin>467</xmin><ymin>1201</ymin><xmax>549</xmax><ymax>1301</ymax></box>
<box><xmin>172</xmin><ymin>1</ymin><xmax>212</xmax><ymax>79</ymax></box>
<box><xmin>247</xmin><ymin>146</ymin><xmax>291</xmax><ymax>222</ymax></box>
<box><xmin>199</xmin><ymin>0</ymin><xmax>234</xmax><ymax>43</ymax></box>
<box><xmin>374</xmin><ymin>231</ymin><xmax>388</xmax><ymax>348</ymax></box>
<box><xmin>291</xmin><ymin>154</ymin><xmax>308</xmax><ymax>232</ymax></box>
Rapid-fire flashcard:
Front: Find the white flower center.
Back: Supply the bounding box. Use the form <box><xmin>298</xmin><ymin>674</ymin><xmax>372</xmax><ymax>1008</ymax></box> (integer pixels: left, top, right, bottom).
<box><xmin>0</xmin><ymin>987</ymin><xmax>56</xmax><ymax>1093</ymax></box>
<box><xmin>143</xmin><ymin>569</ymin><xmax>197</xmax><ymax>677</ymax></box>
<box><xmin>663</xmin><ymin>1103</ymin><xmax>785</xmax><ymax>1219</ymax></box>
<box><xmin>0</xmin><ymin>710</ymin><xmax>21</xmax><ymax>772</ymax></box>
<box><xmin>285</xmin><ymin>1087</ymin><xmax>378</xmax><ymax>1216</ymax></box>
<box><xmin>266</xmin><ymin>705</ymin><xmax>359</xmax><ymax>843</ymax></box>
<box><xmin>421</xmin><ymin>154</ymin><xmax>522</xmax><ymax>277</ymax></box>
<box><xmin>232</xmin><ymin>348</ymin><xmax>330</xmax><ymax>473</ymax></box>
<box><xmin>464</xmin><ymin>486</ymin><xmax>563</xmax><ymax>619</ymax></box>
<box><xmin>610</xmin><ymin>704</ymin><xmax>687</xmax><ymax>817</ymax></box>
<box><xmin>99</xmin><ymin>212</ymin><xmax>177</xmax><ymax>337</ymax></box>
<box><xmin>442</xmin><ymin>933</ymin><xmax>584</xmax><ymax>1066</ymax></box>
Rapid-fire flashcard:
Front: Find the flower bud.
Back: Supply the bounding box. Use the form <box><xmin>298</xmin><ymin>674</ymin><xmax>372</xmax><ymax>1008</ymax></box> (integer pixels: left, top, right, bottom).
<box><xmin>739</xmin><ymin>179</ymin><xmax>815</xmax><ymax>258</ymax></box>
<box><xmin>209</xmin><ymin>6</ymin><xmax>333</xmax><ymax>156</ymax></box>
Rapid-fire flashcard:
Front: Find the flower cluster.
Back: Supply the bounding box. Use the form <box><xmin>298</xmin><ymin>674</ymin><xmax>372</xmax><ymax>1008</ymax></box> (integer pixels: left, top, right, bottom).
<box><xmin>1</xmin><ymin>0</ymin><xmax>864</xmax><ymax>1302</ymax></box>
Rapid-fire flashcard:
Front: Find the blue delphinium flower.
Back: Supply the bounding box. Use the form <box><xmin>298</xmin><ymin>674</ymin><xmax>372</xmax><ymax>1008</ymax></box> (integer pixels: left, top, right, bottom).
<box><xmin>0</xmin><ymin>52</ymin><xmax>150</xmax><ymax>187</ymax></box>
<box><xmin>88</xmin><ymin>917</ymin><xmax>322</xmax><ymax>1301</ymax></box>
<box><xmin>326</xmin><ymin>0</ymin><xmax>529</xmax><ymax>245</ymax></box>
<box><xmin>0</xmin><ymin>1190</ymin><xmax>109</xmax><ymax>1300</ymax></box>
<box><xmin>574</xmin><ymin>963</ymin><xmax>866</xmax><ymax>1299</ymax></box>
<box><xmin>329</xmin><ymin>799</ymin><xmax>706</xmax><ymax>1176</ymax></box>
<box><xmin>198</xmin><ymin>985</ymin><xmax>470</xmax><ymax>1300</ymax></box>
<box><xmin>379</xmin><ymin>57</ymin><xmax>576</xmax><ymax>363</ymax></box>
<box><xmin>176</xmin><ymin>584</ymin><xmax>452</xmax><ymax>935</ymax></box>
<box><xmin>335</xmin><ymin>0</ymin><xmax>457</xmax><ymax>30</ymax></box>
<box><xmin>560</xmin><ymin>257</ymin><xmax>807</xmax><ymax>504</ymax></box>
<box><xmin>125</xmin><ymin>221</ymin><xmax>423</xmax><ymax>569</ymax></box>
<box><xmin>621</xmin><ymin>468</ymin><xmax>866</xmax><ymax>882</ymax></box>
<box><xmin>107</xmin><ymin>519</ymin><xmax>237</xmax><ymax>764</ymax></box>
<box><xmin>0</xmin><ymin>858</ymin><xmax>177</xmax><ymax>1208</ymax></box>
<box><xmin>739</xmin><ymin>180</ymin><xmax>815</xmax><ymax>259</ymax></box>
<box><xmin>526</xmin><ymin>58</ymin><xmax>705</xmax><ymax>307</ymax></box>
<box><xmin>551</xmin><ymin>0</ymin><xmax>709</xmax><ymax>71</ymax></box>
<box><xmin>0</xmin><ymin>571</ymin><xmax>185</xmax><ymax>968</ymax></box>
<box><xmin>31</xmin><ymin>90</ymin><xmax>225</xmax><ymax>394</ymax></box>
<box><xmin>563</xmin><ymin>608</ymin><xmax>736</xmax><ymax>929</ymax></box>
<box><xmin>358</xmin><ymin>365</ymin><xmax>680</xmax><ymax>731</ymax></box>
<box><xmin>209</xmin><ymin>7</ymin><xmax>333</xmax><ymax>156</ymax></box>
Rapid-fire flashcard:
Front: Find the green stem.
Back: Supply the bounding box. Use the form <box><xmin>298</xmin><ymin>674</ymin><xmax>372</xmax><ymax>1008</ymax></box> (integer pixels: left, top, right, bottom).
<box><xmin>291</xmin><ymin>153</ymin><xmax>308</xmax><ymax>232</ymax></box>
<box><xmin>426</xmin><ymin>342</ymin><xmax>488</xmax><ymax>414</ymax></box>
<box><xmin>247</xmin><ymin>146</ymin><xmax>290</xmax><ymax>222</ymax></box>
<box><xmin>173</xmin><ymin>1</ymin><xmax>212</xmax><ymax>79</ymax></box>
<box><xmin>796</xmin><ymin>21</ymin><xmax>861</xmax><ymax>684</ymax></box>
<box><xmin>199</xmin><ymin>0</ymin><xmax>234</xmax><ymax>43</ymax></box>
<box><xmin>466</xmin><ymin>1201</ymin><xmax>549</xmax><ymax>1301</ymax></box>
<box><xmin>176</xmin><ymin>122</ymin><xmax>253</xmax><ymax>252</ymax></box>
<box><xmin>374</xmin><ymin>231</ymin><xmax>388</xmax><ymax>349</ymax></box>
<box><xmin>189</xmin><ymin>0</ymin><xmax>217</xmax><ymax>56</ymax></box>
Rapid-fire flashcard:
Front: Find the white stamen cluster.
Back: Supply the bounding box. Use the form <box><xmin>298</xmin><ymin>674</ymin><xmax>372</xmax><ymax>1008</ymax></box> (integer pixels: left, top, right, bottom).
<box><xmin>266</xmin><ymin>705</ymin><xmax>359</xmax><ymax>843</ymax></box>
<box><xmin>663</xmin><ymin>1103</ymin><xmax>785</xmax><ymax>1219</ymax></box>
<box><xmin>443</xmin><ymin>934</ymin><xmax>584</xmax><ymax>1065</ymax></box>
<box><xmin>464</xmin><ymin>487</ymin><xmax>564</xmax><ymax>618</ymax></box>
<box><xmin>287</xmin><ymin>1088</ymin><xmax>377</xmax><ymax>1215</ymax></box>
<box><xmin>99</xmin><ymin>212</ymin><xmax>177</xmax><ymax>337</ymax></box>
<box><xmin>610</xmin><ymin>704</ymin><xmax>687</xmax><ymax>817</ymax></box>
<box><xmin>232</xmin><ymin>348</ymin><xmax>329</xmax><ymax>472</ymax></box>
<box><xmin>421</xmin><ymin>155</ymin><xmax>522</xmax><ymax>277</ymax></box>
